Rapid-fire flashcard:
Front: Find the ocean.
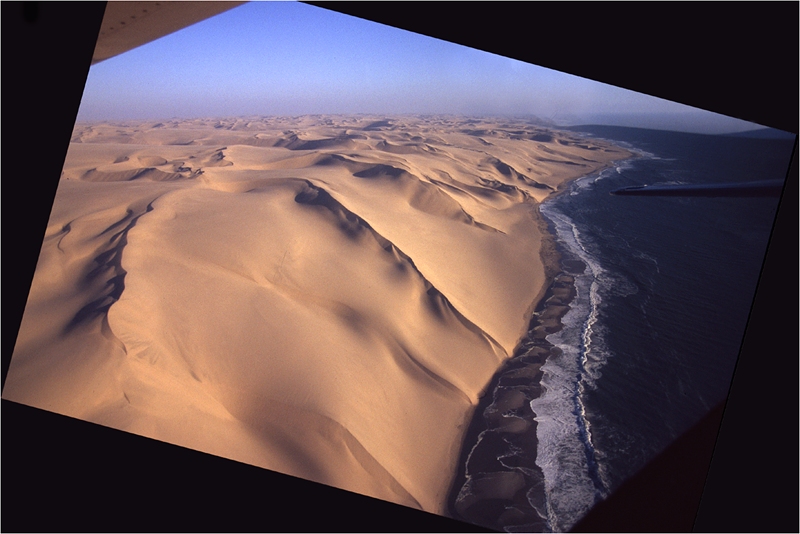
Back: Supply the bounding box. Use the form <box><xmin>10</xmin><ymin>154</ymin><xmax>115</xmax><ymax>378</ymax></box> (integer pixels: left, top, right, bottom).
<box><xmin>450</xmin><ymin>125</ymin><xmax>795</xmax><ymax>532</ymax></box>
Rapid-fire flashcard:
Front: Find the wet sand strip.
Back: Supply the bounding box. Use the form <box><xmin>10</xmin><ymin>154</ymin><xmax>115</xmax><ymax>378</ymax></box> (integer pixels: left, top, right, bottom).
<box><xmin>447</xmin><ymin>270</ymin><xmax>578</xmax><ymax>532</ymax></box>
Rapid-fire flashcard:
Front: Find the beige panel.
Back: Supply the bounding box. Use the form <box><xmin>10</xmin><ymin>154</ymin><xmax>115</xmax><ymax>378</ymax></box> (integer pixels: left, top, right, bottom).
<box><xmin>93</xmin><ymin>1</ymin><xmax>246</xmax><ymax>64</ymax></box>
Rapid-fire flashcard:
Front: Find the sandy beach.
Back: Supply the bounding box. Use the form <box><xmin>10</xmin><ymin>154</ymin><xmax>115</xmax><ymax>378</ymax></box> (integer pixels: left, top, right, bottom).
<box><xmin>3</xmin><ymin>115</ymin><xmax>632</xmax><ymax>516</ymax></box>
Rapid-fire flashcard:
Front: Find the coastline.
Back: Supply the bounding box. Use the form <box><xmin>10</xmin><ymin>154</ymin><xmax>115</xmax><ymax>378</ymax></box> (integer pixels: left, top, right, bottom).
<box><xmin>447</xmin><ymin>145</ymin><xmax>635</xmax><ymax>532</ymax></box>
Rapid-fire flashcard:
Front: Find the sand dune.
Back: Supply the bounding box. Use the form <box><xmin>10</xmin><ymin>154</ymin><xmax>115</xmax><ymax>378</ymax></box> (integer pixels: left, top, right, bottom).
<box><xmin>4</xmin><ymin>115</ymin><xmax>631</xmax><ymax>516</ymax></box>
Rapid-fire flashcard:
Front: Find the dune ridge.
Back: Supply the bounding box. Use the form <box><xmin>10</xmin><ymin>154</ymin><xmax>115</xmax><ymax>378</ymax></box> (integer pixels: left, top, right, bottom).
<box><xmin>4</xmin><ymin>115</ymin><xmax>632</xmax><ymax>516</ymax></box>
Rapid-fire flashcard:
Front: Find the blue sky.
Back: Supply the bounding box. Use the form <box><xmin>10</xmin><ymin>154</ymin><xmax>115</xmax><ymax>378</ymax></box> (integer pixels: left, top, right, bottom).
<box><xmin>77</xmin><ymin>1</ymin><xmax>760</xmax><ymax>134</ymax></box>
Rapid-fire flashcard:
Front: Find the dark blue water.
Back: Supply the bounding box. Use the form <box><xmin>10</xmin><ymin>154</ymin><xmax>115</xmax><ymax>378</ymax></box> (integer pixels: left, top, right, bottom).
<box><xmin>531</xmin><ymin>126</ymin><xmax>794</xmax><ymax>531</ymax></box>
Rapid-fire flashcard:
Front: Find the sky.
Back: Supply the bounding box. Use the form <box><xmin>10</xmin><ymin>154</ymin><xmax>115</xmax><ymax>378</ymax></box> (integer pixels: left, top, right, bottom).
<box><xmin>77</xmin><ymin>1</ymin><xmax>762</xmax><ymax>134</ymax></box>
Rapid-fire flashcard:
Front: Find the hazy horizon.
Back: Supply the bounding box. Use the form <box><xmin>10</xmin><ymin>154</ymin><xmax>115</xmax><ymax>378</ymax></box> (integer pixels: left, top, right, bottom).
<box><xmin>77</xmin><ymin>2</ymin><xmax>766</xmax><ymax>135</ymax></box>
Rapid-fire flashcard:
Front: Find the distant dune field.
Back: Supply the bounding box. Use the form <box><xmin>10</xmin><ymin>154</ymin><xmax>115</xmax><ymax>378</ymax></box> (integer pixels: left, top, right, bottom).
<box><xmin>4</xmin><ymin>115</ymin><xmax>631</xmax><ymax>515</ymax></box>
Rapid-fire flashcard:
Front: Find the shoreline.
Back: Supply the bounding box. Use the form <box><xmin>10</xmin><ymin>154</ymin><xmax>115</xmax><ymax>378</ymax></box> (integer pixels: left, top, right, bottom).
<box><xmin>446</xmin><ymin>248</ymin><xmax>579</xmax><ymax>532</ymax></box>
<box><xmin>446</xmin><ymin>149</ymin><xmax>634</xmax><ymax>531</ymax></box>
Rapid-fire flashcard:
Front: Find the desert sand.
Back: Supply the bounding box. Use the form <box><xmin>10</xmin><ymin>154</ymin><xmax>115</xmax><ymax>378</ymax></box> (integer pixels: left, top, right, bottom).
<box><xmin>3</xmin><ymin>115</ymin><xmax>631</xmax><ymax>515</ymax></box>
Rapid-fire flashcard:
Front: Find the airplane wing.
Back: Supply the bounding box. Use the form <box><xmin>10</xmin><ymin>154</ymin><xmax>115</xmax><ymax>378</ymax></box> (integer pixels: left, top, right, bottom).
<box><xmin>610</xmin><ymin>179</ymin><xmax>785</xmax><ymax>198</ymax></box>
<box><xmin>92</xmin><ymin>1</ymin><xmax>246</xmax><ymax>64</ymax></box>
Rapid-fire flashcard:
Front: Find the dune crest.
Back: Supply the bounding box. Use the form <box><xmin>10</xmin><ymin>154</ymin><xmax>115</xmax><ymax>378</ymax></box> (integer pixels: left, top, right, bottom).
<box><xmin>5</xmin><ymin>115</ymin><xmax>632</xmax><ymax>515</ymax></box>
